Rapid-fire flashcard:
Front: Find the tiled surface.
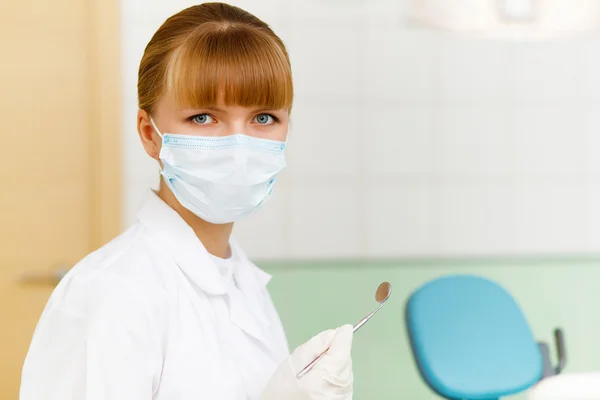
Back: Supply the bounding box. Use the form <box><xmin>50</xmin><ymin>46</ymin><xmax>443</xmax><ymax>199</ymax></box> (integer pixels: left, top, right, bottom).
<box><xmin>287</xmin><ymin>183</ymin><xmax>363</xmax><ymax>258</ymax></box>
<box><xmin>363</xmin><ymin>27</ymin><xmax>439</xmax><ymax>102</ymax></box>
<box><xmin>512</xmin><ymin>183</ymin><xmax>590</xmax><ymax>254</ymax></box>
<box><xmin>438</xmin><ymin>182</ymin><xmax>516</xmax><ymax>255</ymax></box>
<box><xmin>122</xmin><ymin>0</ymin><xmax>600</xmax><ymax>259</ymax></box>
<box><xmin>439</xmin><ymin>37</ymin><xmax>512</xmax><ymax>101</ymax></box>
<box><xmin>364</xmin><ymin>183</ymin><xmax>440</xmax><ymax>256</ymax></box>
<box><xmin>285</xmin><ymin>100</ymin><xmax>362</xmax><ymax>178</ymax></box>
<box><xmin>287</xmin><ymin>25</ymin><xmax>363</xmax><ymax>98</ymax></box>
<box><xmin>509</xmin><ymin>41</ymin><xmax>582</xmax><ymax>104</ymax></box>
<box><xmin>511</xmin><ymin>106</ymin><xmax>587</xmax><ymax>178</ymax></box>
<box><xmin>437</xmin><ymin>105</ymin><xmax>512</xmax><ymax>179</ymax></box>
<box><xmin>365</xmin><ymin>105</ymin><xmax>436</xmax><ymax>176</ymax></box>
<box><xmin>233</xmin><ymin>184</ymin><xmax>291</xmax><ymax>259</ymax></box>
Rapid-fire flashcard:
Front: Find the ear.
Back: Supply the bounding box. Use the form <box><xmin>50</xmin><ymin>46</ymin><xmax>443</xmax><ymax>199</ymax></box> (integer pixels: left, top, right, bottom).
<box><xmin>137</xmin><ymin>109</ymin><xmax>161</xmax><ymax>160</ymax></box>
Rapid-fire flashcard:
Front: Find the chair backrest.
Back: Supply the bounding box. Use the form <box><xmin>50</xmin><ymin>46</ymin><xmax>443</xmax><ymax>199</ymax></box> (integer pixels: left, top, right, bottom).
<box><xmin>405</xmin><ymin>275</ymin><xmax>543</xmax><ymax>400</ymax></box>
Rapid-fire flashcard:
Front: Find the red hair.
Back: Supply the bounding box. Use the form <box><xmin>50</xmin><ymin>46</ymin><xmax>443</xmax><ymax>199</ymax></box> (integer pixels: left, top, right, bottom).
<box><xmin>138</xmin><ymin>3</ymin><xmax>293</xmax><ymax>113</ymax></box>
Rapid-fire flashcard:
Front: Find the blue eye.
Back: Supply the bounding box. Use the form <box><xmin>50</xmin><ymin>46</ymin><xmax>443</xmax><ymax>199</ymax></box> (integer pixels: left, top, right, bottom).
<box><xmin>253</xmin><ymin>114</ymin><xmax>276</xmax><ymax>125</ymax></box>
<box><xmin>192</xmin><ymin>114</ymin><xmax>215</xmax><ymax>124</ymax></box>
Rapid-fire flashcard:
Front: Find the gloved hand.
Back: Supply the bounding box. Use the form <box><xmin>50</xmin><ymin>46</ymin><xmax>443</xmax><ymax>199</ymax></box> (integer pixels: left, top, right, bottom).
<box><xmin>261</xmin><ymin>324</ymin><xmax>353</xmax><ymax>400</ymax></box>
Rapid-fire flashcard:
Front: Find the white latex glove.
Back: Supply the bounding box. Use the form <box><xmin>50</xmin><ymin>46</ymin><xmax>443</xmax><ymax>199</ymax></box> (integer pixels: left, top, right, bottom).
<box><xmin>261</xmin><ymin>324</ymin><xmax>353</xmax><ymax>400</ymax></box>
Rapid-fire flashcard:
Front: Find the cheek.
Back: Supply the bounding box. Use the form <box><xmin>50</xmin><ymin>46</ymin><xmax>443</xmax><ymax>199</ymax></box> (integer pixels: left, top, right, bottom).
<box><xmin>182</xmin><ymin>122</ymin><xmax>226</xmax><ymax>137</ymax></box>
<box><xmin>274</xmin><ymin>126</ymin><xmax>288</xmax><ymax>142</ymax></box>
<box><xmin>263</xmin><ymin>121</ymin><xmax>289</xmax><ymax>142</ymax></box>
<box><xmin>154</xmin><ymin>138</ymin><xmax>163</xmax><ymax>158</ymax></box>
<box><xmin>171</xmin><ymin>122</ymin><xmax>199</xmax><ymax>135</ymax></box>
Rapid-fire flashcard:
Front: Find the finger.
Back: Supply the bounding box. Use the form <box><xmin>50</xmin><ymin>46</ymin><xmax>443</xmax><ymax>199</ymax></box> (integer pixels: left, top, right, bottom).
<box><xmin>327</xmin><ymin>324</ymin><xmax>353</xmax><ymax>360</ymax></box>
<box><xmin>291</xmin><ymin>329</ymin><xmax>336</xmax><ymax>368</ymax></box>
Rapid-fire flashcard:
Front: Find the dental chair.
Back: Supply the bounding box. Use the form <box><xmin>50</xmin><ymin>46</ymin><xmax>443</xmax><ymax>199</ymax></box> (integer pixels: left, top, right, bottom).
<box><xmin>405</xmin><ymin>275</ymin><xmax>567</xmax><ymax>400</ymax></box>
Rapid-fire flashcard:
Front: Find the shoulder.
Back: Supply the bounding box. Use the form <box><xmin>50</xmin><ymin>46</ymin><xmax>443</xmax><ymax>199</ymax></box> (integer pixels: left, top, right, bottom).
<box><xmin>22</xmin><ymin>224</ymin><xmax>169</xmax><ymax>399</ymax></box>
<box><xmin>47</xmin><ymin>222</ymin><xmax>173</xmax><ymax>323</ymax></box>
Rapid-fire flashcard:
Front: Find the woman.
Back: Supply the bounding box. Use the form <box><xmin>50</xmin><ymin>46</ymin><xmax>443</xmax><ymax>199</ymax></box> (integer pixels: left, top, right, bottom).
<box><xmin>20</xmin><ymin>3</ymin><xmax>353</xmax><ymax>400</ymax></box>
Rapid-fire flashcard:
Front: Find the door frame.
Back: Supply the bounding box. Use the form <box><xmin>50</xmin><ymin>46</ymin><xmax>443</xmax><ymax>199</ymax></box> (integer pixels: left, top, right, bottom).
<box><xmin>90</xmin><ymin>0</ymin><xmax>122</xmax><ymax>248</ymax></box>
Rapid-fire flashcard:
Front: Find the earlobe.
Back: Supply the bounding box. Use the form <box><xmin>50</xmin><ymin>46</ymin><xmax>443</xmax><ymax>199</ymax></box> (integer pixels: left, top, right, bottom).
<box><xmin>137</xmin><ymin>109</ymin><xmax>160</xmax><ymax>160</ymax></box>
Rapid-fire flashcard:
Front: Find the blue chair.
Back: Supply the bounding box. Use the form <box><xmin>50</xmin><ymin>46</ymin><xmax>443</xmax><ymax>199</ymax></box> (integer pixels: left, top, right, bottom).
<box><xmin>405</xmin><ymin>275</ymin><xmax>566</xmax><ymax>400</ymax></box>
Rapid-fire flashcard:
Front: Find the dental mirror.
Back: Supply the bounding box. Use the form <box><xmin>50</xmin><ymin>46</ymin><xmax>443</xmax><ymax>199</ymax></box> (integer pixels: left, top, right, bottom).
<box><xmin>297</xmin><ymin>281</ymin><xmax>392</xmax><ymax>378</ymax></box>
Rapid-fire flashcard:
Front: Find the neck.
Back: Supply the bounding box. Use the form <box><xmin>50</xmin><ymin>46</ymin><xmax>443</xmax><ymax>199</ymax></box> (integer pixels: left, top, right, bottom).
<box><xmin>157</xmin><ymin>181</ymin><xmax>233</xmax><ymax>259</ymax></box>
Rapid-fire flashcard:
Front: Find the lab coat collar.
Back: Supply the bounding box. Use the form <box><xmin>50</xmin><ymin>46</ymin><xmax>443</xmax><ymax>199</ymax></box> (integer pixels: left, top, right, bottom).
<box><xmin>137</xmin><ymin>191</ymin><xmax>277</xmax><ymax>352</ymax></box>
<box><xmin>227</xmin><ymin>242</ymin><xmax>277</xmax><ymax>354</ymax></box>
<box><xmin>136</xmin><ymin>190</ymin><xmax>227</xmax><ymax>296</ymax></box>
<box><xmin>229</xmin><ymin>237</ymin><xmax>272</xmax><ymax>291</ymax></box>
<box><xmin>227</xmin><ymin>285</ymin><xmax>272</xmax><ymax>348</ymax></box>
<box><xmin>136</xmin><ymin>191</ymin><xmax>273</xmax><ymax>298</ymax></box>
<box><xmin>222</xmin><ymin>238</ymin><xmax>277</xmax><ymax>347</ymax></box>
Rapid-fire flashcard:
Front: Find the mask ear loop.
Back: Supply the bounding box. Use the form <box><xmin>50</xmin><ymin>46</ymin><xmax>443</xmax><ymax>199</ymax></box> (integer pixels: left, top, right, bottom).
<box><xmin>149</xmin><ymin>117</ymin><xmax>163</xmax><ymax>139</ymax></box>
<box><xmin>149</xmin><ymin>117</ymin><xmax>168</xmax><ymax>177</ymax></box>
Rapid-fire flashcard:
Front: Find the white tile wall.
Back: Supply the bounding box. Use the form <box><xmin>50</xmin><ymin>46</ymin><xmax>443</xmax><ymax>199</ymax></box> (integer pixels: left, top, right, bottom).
<box><xmin>512</xmin><ymin>105</ymin><xmax>587</xmax><ymax>178</ymax></box>
<box><xmin>437</xmin><ymin>182</ymin><xmax>516</xmax><ymax>255</ymax></box>
<box><xmin>586</xmin><ymin>183</ymin><xmax>600</xmax><ymax>248</ymax></box>
<box><xmin>509</xmin><ymin>41</ymin><xmax>582</xmax><ymax>104</ymax></box>
<box><xmin>287</xmin><ymin>25</ymin><xmax>363</xmax><ymax>99</ymax></box>
<box><xmin>286</xmin><ymin>100</ymin><xmax>362</xmax><ymax>179</ymax></box>
<box><xmin>437</xmin><ymin>105</ymin><xmax>512</xmax><ymax>179</ymax></box>
<box><xmin>365</xmin><ymin>183</ymin><xmax>440</xmax><ymax>257</ymax></box>
<box><xmin>233</xmin><ymin>182</ymin><xmax>291</xmax><ymax>259</ymax></box>
<box><xmin>579</xmin><ymin>38</ymin><xmax>600</xmax><ymax>101</ymax></box>
<box><xmin>513</xmin><ymin>183</ymin><xmax>590</xmax><ymax>254</ymax></box>
<box><xmin>122</xmin><ymin>0</ymin><xmax>600</xmax><ymax>259</ymax></box>
<box><xmin>439</xmin><ymin>37</ymin><xmax>512</xmax><ymax>102</ymax></box>
<box><xmin>363</xmin><ymin>26</ymin><xmax>438</xmax><ymax>103</ymax></box>
<box><xmin>288</xmin><ymin>183</ymin><xmax>362</xmax><ymax>258</ymax></box>
<box><xmin>584</xmin><ymin>103</ymin><xmax>600</xmax><ymax>176</ymax></box>
<box><xmin>286</xmin><ymin>0</ymin><xmax>367</xmax><ymax>24</ymax></box>
<box><xmin>365</xmin><ymin>105</ymin><xmax>436</xmax><ymax>177</ymax></box>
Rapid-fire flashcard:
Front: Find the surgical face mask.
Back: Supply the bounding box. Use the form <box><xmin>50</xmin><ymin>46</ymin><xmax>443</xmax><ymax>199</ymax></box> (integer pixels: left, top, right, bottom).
<box><xmin>150</xmin><ymin>118</ymin><xmax>286</xmax><ymax>224</ymax></box>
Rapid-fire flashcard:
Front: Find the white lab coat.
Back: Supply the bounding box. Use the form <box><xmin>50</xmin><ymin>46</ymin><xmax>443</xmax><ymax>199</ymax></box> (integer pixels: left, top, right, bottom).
<box><xmin>527</xmin><ymin>371</ymin><xmax>600</xmax><ymax>400</ymax></box>
<box><xmin>20</xmin><ymin>191</ymin><xmax>290</xmax><ymax>400</ymax></box>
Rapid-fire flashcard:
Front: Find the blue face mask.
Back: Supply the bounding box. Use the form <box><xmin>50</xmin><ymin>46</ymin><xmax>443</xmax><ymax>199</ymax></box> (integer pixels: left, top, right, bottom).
<box><xmin>150</xmin><ymin>118</ymin><xmax>286</xmax><ymax>224</ymax></box>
